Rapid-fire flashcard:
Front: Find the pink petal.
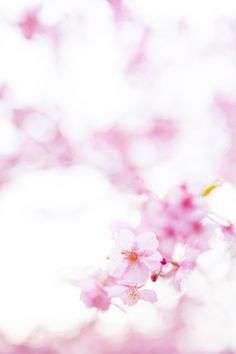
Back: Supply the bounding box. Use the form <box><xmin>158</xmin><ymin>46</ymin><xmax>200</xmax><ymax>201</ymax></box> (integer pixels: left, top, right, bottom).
<box><xmin>77</xmin><ymin>278</ymin><xmax>97</xmax><ymax>291</ymax></box>
<box><xmin>81</xmin><ymin>290</ymin><xmax>110</xmax><ymax>311</ymax></box>
<box><xmin>173</xmin><ymin>271</ymin><xmax>183</xmax><ymax>292</ymax></box>
<box><xmin>123</xmin><ymin>261</ymin><xmax>149</xmax><ymax>285</ymax></box>
<box><xmin>108</xmin><ymin>284</ymin><xmax>126</xmax><ymax>297</ymax></box>
<box><xmin>173</xmin><ymin>266</ymin><xmax>189</xmax><ymax>292</ymax></box>
<box><xmin>140</xmin><ymin>289</ymin><xmax>157</xmax><ymax>303</ymax></box>
<box><xmin>142</xmin><ymin>251</ymin><xmax>162</xmax><ymax>271</ymax></box>
<box><xmin>136</xmin><ymin>232</ymin><xmax>159</xmax><ymax>251</ymax></box>
<box><xmin>121</xmin><ymin>288</ymin><xmax>140</xmax><ymax>306</ymax></box>
<box><xmin>114</xmin><ymin>229</ymin><xmax>135</xmax><ymax>250</ymax></box>
<box><xmin>99</xmin><ymin>298</ymin><xmax>111</xmax><ymax>311</ymax></box>
<box><xmin>122</xmin><ymin>294</ymin><xmax>140</xmax><ymax>306</ymax></box>
<box><xmin>107</xmin><ymin>248</ymin><xmax>128</xmax><ymax>278</ymax></box>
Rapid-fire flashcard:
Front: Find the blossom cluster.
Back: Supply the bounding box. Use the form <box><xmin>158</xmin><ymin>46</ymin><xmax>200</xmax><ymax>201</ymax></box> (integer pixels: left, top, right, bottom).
<box><xmin>83</xmin><ymin>120</ymin><xmax>177</xmax><ymax>192</ymax></box>
<box><xmin>0</xmin><ymin>310</ymin><xmax>234</xmax><ymax>354</ymax></box>
<box><xmin>77</xmin><ymin>182</ymin><xmax>235</xmax><ymax>310</ymax></box>
<box><xmin>0</xmin><ymin>90</ymin><xmax>177</xmax><ymax>192</ymax></box>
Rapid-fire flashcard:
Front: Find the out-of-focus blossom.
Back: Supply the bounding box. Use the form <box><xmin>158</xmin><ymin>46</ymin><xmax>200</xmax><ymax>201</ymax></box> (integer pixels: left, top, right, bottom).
<box><xmin>214</xmin><ymin>95</ymin><xmax>236</xmax><ymax>184</ymax></box>
<box><xmin>106</xmin><ymin>0</ymin><xmax>129</xmax><ymax>22</ymax></box>
<box><xmin>84</xmin><ymin>119</ymin><xmax>177</xmax><ymax>192</ymax></box>
<box><xmin>76</xmin><ymin>272</ymin><xmax>113</xmax><ymax>311</ymax></box>
<box><xmin>0</xmin><ymin>155</ymin><xmax>19</xmax><ymax>186</ymax></box>
<box><xmin>11</xmin><ymin>106</ymin><xmax>76</xmax><ymax>168</ymax></box>
<box><xmin>85</xmin><ymin>125</ymin><xmax>143</xmax><ymax>192</ymax></box>
<box><xmin>138</xmin><ymin>185</ymin><xmax>212</xmax><ymax>258</ymax></box>
<box><xmin>17</xmin><ymin>5</ymin><xmax>61</xmax><ymax>45</ymax></box>
<box><xmin>144</xmin><ymin>118</ymin><xmax>177</xmax><ymax>142</ymax></box>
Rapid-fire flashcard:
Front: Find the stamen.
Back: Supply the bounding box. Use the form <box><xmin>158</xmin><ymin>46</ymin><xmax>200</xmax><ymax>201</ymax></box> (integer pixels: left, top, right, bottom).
<box><xmin>128</xmin><ymin>251</ymin><xmax>138</xmax><ymax>262</ymax></box>
<box><xmin>128</xmin><ymin>287</ymin><xmax>139</xmax><ymax>301</ymax></box>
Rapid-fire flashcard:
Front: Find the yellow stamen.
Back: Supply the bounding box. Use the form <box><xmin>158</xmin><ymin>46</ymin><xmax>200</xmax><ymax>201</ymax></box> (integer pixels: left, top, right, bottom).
<box><xmin>128</xmin><ymin>251</ymin><xmax>138</xmax><ymax>263</ymax></box>
<box><xmin>202</xmin><ymin>180</ymin><xmax>222</xmax><ymax>197</ymax></box>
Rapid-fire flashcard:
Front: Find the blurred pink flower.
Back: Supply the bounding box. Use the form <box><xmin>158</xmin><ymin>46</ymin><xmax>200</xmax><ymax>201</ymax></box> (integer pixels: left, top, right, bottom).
<box><xmin>17</xmin><ymin>5</ymin><xmax>61</xmax><ymax>45</ymax></box>
<box><xmin>78</xmin><ymin>275</ymin><xmax>111</xmax><ymax>311</ymax></box>
<box><xmin>106</xmin><ymin>0</ymin><xmax>129</xmax><ymax>22</ymax></box>
<box><xmin>108</xmin><ymin>229</ymin><xmax>162</xmax><ymax>285</ymax></box>
<box><xmin>80</xmin><ymin>281</ymin><xmax>110</xmax><ymax>312</ymax></box>
<box><xmin>85</xmin><ymin>120</ymin><xmax>176</xmax><ymax>192</ymax></box>
<box><xmin>17</xmin><ymin>5</ymin><xmax>42</xmax><ymax>40</ymax></box>
<box><xmin>139</xmin><ymin>185</ymin><xmax>211</xmax><ymax>258</ymax></box>
<box><xmin>145</xmin><ymin>118</ymin><xmax>177</xmax><ymax>142</ymax></box>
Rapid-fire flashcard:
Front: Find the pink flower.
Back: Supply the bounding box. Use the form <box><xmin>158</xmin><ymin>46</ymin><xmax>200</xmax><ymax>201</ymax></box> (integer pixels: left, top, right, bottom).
<box><xmin>173</xmin><ymin>252</ymin><xmax>197</xmax><ymax>291</ymax></box>
<box><xmin>76</xmin><ymin>273</ymin><xmax>112</xmax><ymax>311</ymax></box>
<box><xmin>108</xmin><ymin>229</ymin><xmax>162</xmax><ymax>285</ymax></box>
<box><xmin>138</xmin><ymin>185</ymin><xmax>211</xmax><ymax>258</ymax></box>
<box><xmin>109</xmin><ymin>284</ymin><xmax>157</xmax><ymax>306</ymax></box>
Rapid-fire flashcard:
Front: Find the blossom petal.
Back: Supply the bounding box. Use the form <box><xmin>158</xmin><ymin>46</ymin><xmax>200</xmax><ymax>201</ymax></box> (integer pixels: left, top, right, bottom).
<box><xmin>122</xmin><ymin>294</ymin><xmax>140</xmax><ymax>306</ymax></box>
<box><xmin>140</xmin><ymin>289</ymin><xmax>157</xmax><ymax>303</ymax></box>
<box><xmin>173</xmin><ymin>267</ymin><xmax>185</xmax><ymax>292</ymax></box>
<box><xmin>136</xmin><ymin>232</ymin><xmax>159</xmax><ymax>251</ymax></box>
<box><xmin>107</xmin><ymin>248</ymin><xmax>127</xmax><ymax>278</ymax></box>
<box><xmin>123</xmin><ymin>261</ymin><xmax>149</xmax><ymax>285</ymax></box>
<box><xmin>76</xmin><ymin>278</ymin><xmax>97</xmax><ymax>291</ymax></box>
<box><xmin>108</xmin><ymin>284</ymin><xmax>126</xmax><ymax>298</ymax></box>
<box><xmin>114</xmin><ymin>229</ymin><xmax>135</xmax><ymax>250</ymax></box>
<box><xmin>142</xmin><ymin>251</ymin><xmax>162</xmax><ymax>271</ymax></box>
<box><xmin>173</xmin><ymin>261</ymin><xmax>192</xmax><ymax>292</ymax></box>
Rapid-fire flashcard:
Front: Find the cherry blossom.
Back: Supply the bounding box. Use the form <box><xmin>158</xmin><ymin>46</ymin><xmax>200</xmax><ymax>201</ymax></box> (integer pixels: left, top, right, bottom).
<box><xmin>108</xmin><ymin>229</ymin><xmax>162</xmax><ymax>285</ymax></box>
<box><xmin>77</xmin><ymin>274</ymin><xmax>111</xmax><ymax>312</ymax></box>
<box><xmin>75</xmin><ymin>182</ymin><xmax>222</xmax><ymax>311</ymax></box>
<box><xmin>138</xmin><ymin>185</ymin><xmax>213</xmax><ymax>258</ymax></box>
<box><xmin>1</xmin><ymin>0</ymin><xmax>236</xmax><ymax>350</ymax></box>
<box><xmin>109</xmin><ymin>283</ymin><xmax>157</xmax><ymax>306</ymax></box>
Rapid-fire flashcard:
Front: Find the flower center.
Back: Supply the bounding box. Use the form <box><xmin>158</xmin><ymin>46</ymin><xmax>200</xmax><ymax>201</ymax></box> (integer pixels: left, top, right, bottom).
<box><xmin>128</xmin><ymin>287</ymin><xmax>140</xmax><ymax>301</ymax></box>
<box><xmin>128</xmin><ymin>251</ymin><xmax>138</xmax><ymax>263</ymax></box>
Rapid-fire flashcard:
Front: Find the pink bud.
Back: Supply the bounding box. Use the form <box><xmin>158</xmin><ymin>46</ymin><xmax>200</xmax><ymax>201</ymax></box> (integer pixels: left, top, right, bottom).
<box><xmin>151</xmin><ymin>272</ymin><xmax>158</xmax><ymax>282</ymax></box>
<box><xmin>161</xmin><ymin>257</ymin><xmax>167</xmax><ymax>265</ymax></box>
